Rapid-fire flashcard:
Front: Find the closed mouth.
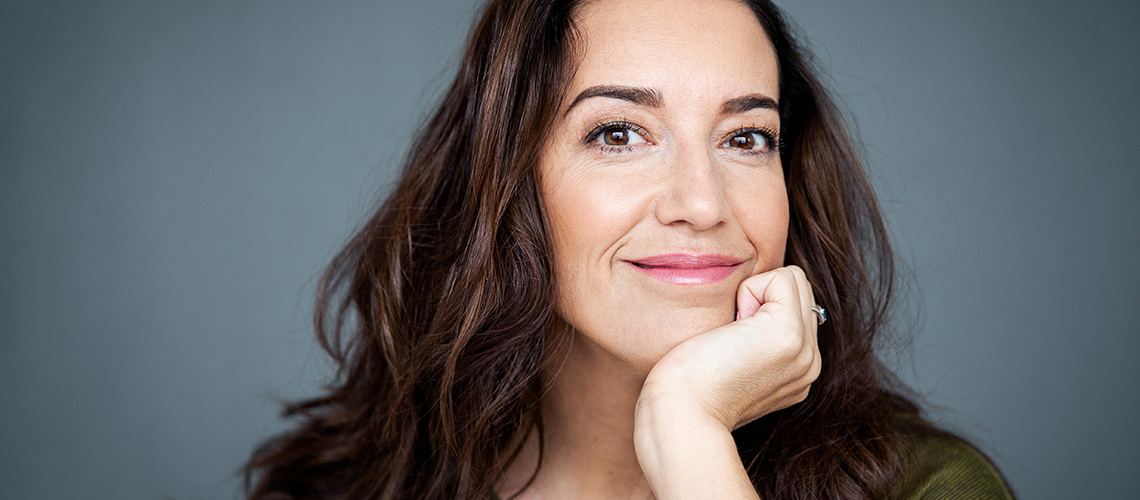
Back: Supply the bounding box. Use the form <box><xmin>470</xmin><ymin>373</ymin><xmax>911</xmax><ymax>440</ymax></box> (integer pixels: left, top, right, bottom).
<box><xmin>626</xmin><ymin>254</ymin><xmax>744</xmax><ymax>285</ymax></box>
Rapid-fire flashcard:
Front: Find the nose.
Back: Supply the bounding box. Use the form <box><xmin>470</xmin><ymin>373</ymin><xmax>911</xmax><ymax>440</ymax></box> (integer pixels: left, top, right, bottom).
<box><xmin>653</xmin><ymin>144</ymin><xmax>730</xmax><ymax>231</ymax></box>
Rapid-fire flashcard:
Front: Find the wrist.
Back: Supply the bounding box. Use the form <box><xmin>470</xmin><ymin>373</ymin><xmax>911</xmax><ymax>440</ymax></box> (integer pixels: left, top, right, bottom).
<box><xmin>634</xmin><ymin>395</ymin><xmax>732</xmax><ymax>465</ymax></box>
<box><xmin>633</xmin><ymin>388</ymin><xmax>757</xmax><ymax>500</ymax></box>
<box><xmin>638</xmin><ymin>366</ymin><xmax>735</xmax><ymax>431</ymax></box>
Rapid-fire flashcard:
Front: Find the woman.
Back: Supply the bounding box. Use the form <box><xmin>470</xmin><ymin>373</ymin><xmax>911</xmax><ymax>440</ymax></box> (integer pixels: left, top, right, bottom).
<box><xmin>246</xmin><ymin>0</ymin><xmax>1013</xmax><ymax>499</ymax></box>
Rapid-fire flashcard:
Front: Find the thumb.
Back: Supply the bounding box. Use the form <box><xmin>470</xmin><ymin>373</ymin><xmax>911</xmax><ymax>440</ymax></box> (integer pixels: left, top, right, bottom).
<box><xmin>735</xmin><ymin>270</ymin><xmax>773</xmax><ymax>320</ymax></box>
<box><xmin>735</xmin><ymin>267</ymin><xmax>800</xmax><ymax>320</ymax></box>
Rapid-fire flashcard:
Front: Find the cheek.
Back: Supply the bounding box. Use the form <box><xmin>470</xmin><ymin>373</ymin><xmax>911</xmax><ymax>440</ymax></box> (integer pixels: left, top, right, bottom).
<box><xmin>542</xmin><ymin>167</ymin><xmax>646</xmax><ymax>315</ymax></box>
<box><xmin>544</xmin><ymin>161</ymin><xmax>649</xmax><ymax>261</ymax></box>
<box><xmin>731</xmin><ymin>175</ymin><xmax>790</xmax><ymax>271</ymax></box>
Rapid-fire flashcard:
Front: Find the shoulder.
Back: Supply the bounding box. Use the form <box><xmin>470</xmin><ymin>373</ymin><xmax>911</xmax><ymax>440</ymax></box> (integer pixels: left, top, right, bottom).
<box><xmin>890</xmin><ymin>434</ymin><xmax>1015</xmax><ymax>500</ymax></box>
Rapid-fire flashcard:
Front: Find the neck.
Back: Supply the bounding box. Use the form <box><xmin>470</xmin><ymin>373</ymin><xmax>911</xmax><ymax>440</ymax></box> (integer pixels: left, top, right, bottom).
<box><xmin>498</xmin><ymin>327</ymin><xmax>654</xmax><ymax>500</ymax></box>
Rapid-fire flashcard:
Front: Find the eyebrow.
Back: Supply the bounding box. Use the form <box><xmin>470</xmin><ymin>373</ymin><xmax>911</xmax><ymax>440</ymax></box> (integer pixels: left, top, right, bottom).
<box><xmin>720</xmin><ymin>94</ymin><xmax>779</xmax><ymax>114</ymax></box>
<box><xmin>565</xmin><ymin>85</ymin><xmax>663</xmax><ymax>114</ymax></box>
<box><xmin>564</xmin><ymin>85</ymin><xmax>779</xmax><ymax>116</ymax></box>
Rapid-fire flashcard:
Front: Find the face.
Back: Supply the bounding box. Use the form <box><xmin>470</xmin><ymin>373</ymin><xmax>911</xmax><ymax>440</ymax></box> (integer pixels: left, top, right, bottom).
<box><xmin>541</xmin><ymin>0</ymin><xmax>788</xmax><ymax>373</ymax></box>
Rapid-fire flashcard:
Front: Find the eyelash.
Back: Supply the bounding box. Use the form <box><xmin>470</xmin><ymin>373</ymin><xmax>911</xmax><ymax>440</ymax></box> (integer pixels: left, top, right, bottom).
<box><xmin>582</xmin><ymin>120</ymin><xmax>782</xmax><ymax>156</ymax></box>
<box><xmin>725</xmin><ymin>126</ymin><xmax>783</xmax><ymax>156</ymax></box>
<box><xmin>583</xmin><ymin>119</ymin><xmax>651</xmax><ymax>154</ymax></box>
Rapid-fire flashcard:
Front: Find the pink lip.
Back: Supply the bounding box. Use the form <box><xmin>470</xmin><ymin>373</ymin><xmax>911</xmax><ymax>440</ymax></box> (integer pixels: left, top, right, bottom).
<box><xmin>627</xmin><ymin>254</ymin><xmax>744</xmax><ymax>285</ymax></box>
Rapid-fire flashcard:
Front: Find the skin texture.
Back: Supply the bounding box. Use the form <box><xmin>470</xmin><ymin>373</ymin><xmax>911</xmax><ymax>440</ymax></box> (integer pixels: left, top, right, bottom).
<box><xmin>543</xmin><ymin>0</ymin><xmax>789</xmax><ymax>374</ymax></box>
<box><xmin>498</xmin><ymin>0</ymin><xmax>821</xmax><ymax>498</ymax></box>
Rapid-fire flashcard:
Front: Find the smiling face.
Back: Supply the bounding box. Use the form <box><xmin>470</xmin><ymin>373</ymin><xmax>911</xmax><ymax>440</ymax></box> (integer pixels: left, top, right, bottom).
<box><xmin>541</xmin><ymin>0</ymin><xmax>789</xmax><ymax>373</ymax></box>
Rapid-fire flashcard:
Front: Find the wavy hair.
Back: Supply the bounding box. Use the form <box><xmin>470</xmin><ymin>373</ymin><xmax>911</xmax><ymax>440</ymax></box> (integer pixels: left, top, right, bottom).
<box><xmin>245</xmin><ymin>1</ymin><xmax>942</xmax><ymax>498</ymax></box>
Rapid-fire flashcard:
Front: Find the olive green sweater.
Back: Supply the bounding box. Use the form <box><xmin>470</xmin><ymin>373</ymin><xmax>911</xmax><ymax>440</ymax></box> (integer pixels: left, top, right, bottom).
<box><xmin>491</xmin><ymin>435</ymin><xmax>1013</xmax><ymax>499</ymax></box>
<box><xmin>890</xmin><ymin>435</ymin><xmax>1013</xmax><ymax>500</ymax></box>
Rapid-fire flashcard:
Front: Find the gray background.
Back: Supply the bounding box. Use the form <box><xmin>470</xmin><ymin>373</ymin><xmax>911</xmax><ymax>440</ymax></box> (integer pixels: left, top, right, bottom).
<box><xmin>2</xmin><ymin>1</ymin><xmax>1136</xmax><ymax>498</ymax></box>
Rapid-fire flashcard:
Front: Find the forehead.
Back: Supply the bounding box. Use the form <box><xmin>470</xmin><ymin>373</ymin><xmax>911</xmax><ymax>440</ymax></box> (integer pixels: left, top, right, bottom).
<box><xmin>569</xmin><ymin>0</ymin><xmax>779</xmax><ymax>103</ymax></box>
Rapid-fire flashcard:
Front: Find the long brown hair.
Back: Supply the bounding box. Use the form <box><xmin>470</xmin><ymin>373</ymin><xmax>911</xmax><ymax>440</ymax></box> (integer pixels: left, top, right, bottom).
<box><xmin>246</xmin><ymin>1</ymin><xmax>940</xmax><ymax>498</ymax></box>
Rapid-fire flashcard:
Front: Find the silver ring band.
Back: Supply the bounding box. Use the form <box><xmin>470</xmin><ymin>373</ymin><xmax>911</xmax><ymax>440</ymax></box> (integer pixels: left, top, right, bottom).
<box><xmin>811</xmin><ymin>305</ymin><xmax>827</xmax><ymax>326</ymax></box>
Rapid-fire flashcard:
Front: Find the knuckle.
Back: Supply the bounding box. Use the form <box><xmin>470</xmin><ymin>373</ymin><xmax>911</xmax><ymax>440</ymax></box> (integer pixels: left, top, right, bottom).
<box><xmin>779</xmin><ymin>267</ymin><xmax>798</xmax><ymax>283</ymax></box>
<box><xmin>740</xmin><ymin>272</ymin><xmax>767</xmax><ymax>291</ymax></box>
<box><xmin>788</xmin><ymin>265</ymin><xmax>806</xmax><ymax>281</ymax></box>
<box><xmin>808</xmin><ymin>356</ymin><xmax>822</xmax><ymax>382</ymax></box>
<box><xmin>772</xmin><ymin>330</ymin><xmax>804</xmax><ymax>359</ymax></box>
<box><xmin>794</xmin><ymin>347</ymin><xmax>816</xmax><ymax>375</ymax></box>
<box><xmin>794</xmin><ymin>385</ymin><xmax>811</xmax><ymax>404</ymax></box>
<box><xmin>775</xmin><ymin>267</ymin><xmax>796</xmax><ymax>283</ymax></box>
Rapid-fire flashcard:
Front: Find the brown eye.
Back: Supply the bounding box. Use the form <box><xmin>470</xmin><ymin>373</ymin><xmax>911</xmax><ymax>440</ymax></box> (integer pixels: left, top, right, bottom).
<box><xmin>731</xmin><ymin>134</ymin><xmax>754</xmax><ymax>149</ymax></box>
<box><xmin>604</xmin><ymin>128</ymin><xmax>629</xmax><ymax>145</ymax></box>
<box><xmin>724</xmin><ymin>130</ymin><xmax>772</xmax><ymax>151</ymax></box>
<box><xmin>588</xmin><ymin>122</ymin><xmax>648</xmax><ymax>149</ymax></box>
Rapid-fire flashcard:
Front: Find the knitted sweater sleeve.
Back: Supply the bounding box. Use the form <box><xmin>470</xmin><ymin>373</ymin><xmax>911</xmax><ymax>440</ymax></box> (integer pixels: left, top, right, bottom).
<box><xmin>890</xmin><ymin>435</ymin><xmax>1014</xmax><ymax>500</ymax></box>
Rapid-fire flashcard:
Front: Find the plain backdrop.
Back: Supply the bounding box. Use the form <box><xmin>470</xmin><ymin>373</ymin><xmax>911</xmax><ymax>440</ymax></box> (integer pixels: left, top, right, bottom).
<box><xmin>2</xmin><ymin>1</ymin><xmax>1137</xmax><ymax>498</ymax></box>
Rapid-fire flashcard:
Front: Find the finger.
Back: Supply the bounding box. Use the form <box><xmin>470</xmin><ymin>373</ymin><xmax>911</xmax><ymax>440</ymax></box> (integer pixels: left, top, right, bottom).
<box><xmin>787</xmin><ymin>267</ymin><xmax>822</xmax><ymax>387</ymax></box>
<box><xmin>785</xmin><ymin>265</ymin><xmax>818</xmax><ymax>336</ymax></box>
<box><xmin>786</xmin><ymin>265</ymin><xmax>814</xmax><ymax>314</ymax></box>
<box><xmin>759</xmin><ymin>267</ymin><xmax>804</xmax><ymax>320</ymax></box>
<box><xmin>735</xmin><ymin>272</ymin><xmax>767</xmax><ymax>320</ymax></box>
<box><xmin>735</xmin><ymin>267</ymin><xmax>799</xmax><ymax>320</ymax></box>
<box><xmin>780</xmin><ymin>267</ymin><xmax>819</xmax><ymax>386</ymax></box>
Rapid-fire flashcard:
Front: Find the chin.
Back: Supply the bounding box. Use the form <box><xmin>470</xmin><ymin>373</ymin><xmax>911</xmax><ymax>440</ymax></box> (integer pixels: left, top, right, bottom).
<box><xmin>608</xmin><ymin>306</ymin><xmax>736</xmax><ymax>374</ymax></box>
<box><xmin>554</xmin><ymin>286</ymin><xmax>738</xmax><ymax>375</ymax></box>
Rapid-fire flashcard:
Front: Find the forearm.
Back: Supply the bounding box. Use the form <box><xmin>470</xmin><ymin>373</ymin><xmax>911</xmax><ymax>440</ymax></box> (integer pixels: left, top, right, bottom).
<box><xmin>634</xmin><ymin>390</ymin><xmax>760</xmax><ymax>500</ymax></box>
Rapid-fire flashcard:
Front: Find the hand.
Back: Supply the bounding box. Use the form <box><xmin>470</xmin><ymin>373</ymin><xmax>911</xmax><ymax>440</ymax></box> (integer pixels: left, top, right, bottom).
<box><xmin>638</xmin><ymin>264</ymin><xmax>822</xmax><ymax>432</ymax></box>
<box><xmin>631</xmin><ymin>266</ymin><xmax>822</xmax><ymax>499</ymax></box>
